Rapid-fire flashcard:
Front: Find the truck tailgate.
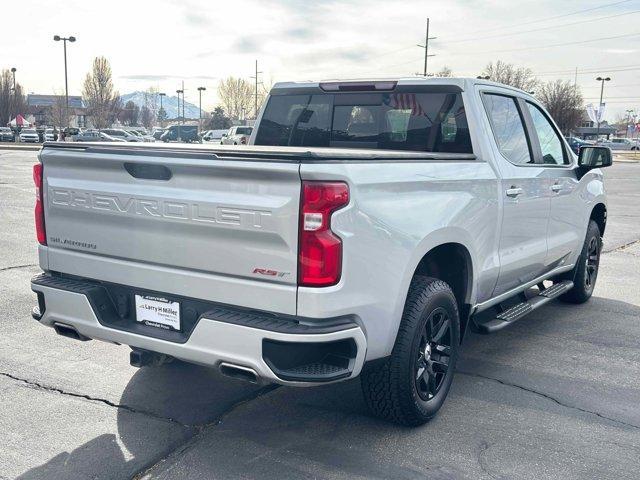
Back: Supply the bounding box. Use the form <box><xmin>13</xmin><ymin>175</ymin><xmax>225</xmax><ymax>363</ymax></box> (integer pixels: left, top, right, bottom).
<box><xmin>40</xmin><ymin>145</ymin><xmax>301</xmax><ymax>313</ymax></box>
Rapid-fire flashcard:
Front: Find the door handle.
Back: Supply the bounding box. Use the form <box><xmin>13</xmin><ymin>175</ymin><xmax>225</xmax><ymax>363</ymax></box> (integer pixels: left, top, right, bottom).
<box><xmin>551</xmin><ymin>183</ymin><xmax>562</xmax><ymax>193</ymax></box>
<box><xmin>506</xmin><ymin>187</ymin><xmax>523</xmax><ymax>198</ymax></box>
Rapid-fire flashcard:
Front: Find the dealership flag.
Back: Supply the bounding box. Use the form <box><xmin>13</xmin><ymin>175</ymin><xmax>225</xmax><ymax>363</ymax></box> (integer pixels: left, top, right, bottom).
<box><xmin>586</xmin><ymin>103</ymin><xmax>606</xmax><ymax>124</ymax></box>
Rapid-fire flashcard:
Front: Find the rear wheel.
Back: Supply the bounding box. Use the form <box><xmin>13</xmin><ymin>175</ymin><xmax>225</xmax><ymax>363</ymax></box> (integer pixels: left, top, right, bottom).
<box><xmin>560</xmin><ymin>220</ymin><xmax>601</xmax><ymax>304</ymax></box>
<box><xmin>361</xmin><ymin>276</ymin><xmax>459</xmax><ymax>426</ymax></box>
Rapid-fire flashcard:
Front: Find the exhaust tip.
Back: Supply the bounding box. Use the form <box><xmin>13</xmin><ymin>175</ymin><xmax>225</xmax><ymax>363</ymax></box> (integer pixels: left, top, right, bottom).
<box><xmin>219</xmin><ymin>362</ymin><xmax>259</xmax><ymax>384</ymax></box>
<box><xmin>53</xmin><ymin>323</ymin><xmax>91</xmax><ymax>341</ymax></box>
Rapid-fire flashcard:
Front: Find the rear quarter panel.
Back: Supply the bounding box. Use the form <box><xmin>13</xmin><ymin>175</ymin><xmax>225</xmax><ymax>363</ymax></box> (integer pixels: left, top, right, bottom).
<box><xmin>298</xmin><ymin>159</ymin><xmax>500</xmax><ymax>360</ymax></box>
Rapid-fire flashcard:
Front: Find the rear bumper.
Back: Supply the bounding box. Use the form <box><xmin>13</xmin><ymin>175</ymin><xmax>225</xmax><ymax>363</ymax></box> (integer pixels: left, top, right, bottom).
<box><xmin>31</xmin><ymin>273</ymin><xmax>367</xmax><ymax>386</ymax></box>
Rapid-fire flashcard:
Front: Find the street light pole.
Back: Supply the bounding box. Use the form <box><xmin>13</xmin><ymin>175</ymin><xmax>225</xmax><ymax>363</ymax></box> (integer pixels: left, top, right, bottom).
<box><xmin>10</xmin><ymin>68</ymin><xmax>16</xmax><ymax>140</ymax></box>
<box><xmin>595</xmin><ymin>76</ymin><xmax>610</xmax><ymax>140</ymax></box>
<box><xmin>176</xmin><ymin>89</ymin><xmax>183</xmax><ymax>141</ymax></box>
<box><xmin>197</xmin><ymin>86</ymin><xmax>206</xmax><ymax>136</ymax></box>
<box><xmin>53</xmin><ymin>35</ymin><xmax>76</xmax><ymax>129</ymax></box>
<box><xmin>158</xmin><ymin>92</ymin><xmax>166</xmax><ymax>128</ymax></box>
<box><xmin>625</xmin><ymin>109</ymin><xmax>634</xmax><ymax>138</ymax></box>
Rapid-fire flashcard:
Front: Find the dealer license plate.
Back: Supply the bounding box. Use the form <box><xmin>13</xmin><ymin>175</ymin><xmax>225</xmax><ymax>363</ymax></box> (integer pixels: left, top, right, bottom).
<box><xmin>135</xmin><ymin>295</ymin><xmax>181</xmax><ymax>331</ymax></box>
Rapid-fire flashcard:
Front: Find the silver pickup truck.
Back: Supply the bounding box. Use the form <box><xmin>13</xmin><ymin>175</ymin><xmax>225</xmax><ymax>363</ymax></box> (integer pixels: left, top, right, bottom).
<box><xmin>31</xmin><ymin>78</ymin><xmax>612</xmax><ymax>426</ymax></box>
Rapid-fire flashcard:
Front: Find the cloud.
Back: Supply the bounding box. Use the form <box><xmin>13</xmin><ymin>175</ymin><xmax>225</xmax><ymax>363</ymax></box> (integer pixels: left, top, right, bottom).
<box><xmin>119</xmin><ymin>74</ymin><xmax>218</xmax><ymax>81</ymax></box>
<box><xmin>232</xmin><ymin>37</ymin><xmax>263</xmax><ymax>54</ymax></box>
<box><xmin>184</xmin><ymin>12</ymin><xmax>209</xmax><ymax>27</ymax></box>
<box><xmin>284</xmin><ymin>27</ymin><xmax>317</xmax><ymax>40</ymax></box>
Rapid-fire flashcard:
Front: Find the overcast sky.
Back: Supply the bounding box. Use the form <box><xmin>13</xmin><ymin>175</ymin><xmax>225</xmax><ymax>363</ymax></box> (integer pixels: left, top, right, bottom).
<box><xmin>4</xmin><ymin>0</ymin><xmax>639</xmax><ymax>121</ymax></box>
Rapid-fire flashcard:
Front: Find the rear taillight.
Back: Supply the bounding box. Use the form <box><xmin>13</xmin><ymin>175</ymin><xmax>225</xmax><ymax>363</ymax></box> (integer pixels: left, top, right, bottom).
<box><xmin>298</xmin><ymin>181</ymin><xmax>349</xmax><ymax>287</ymax></box>
<box><xmin>240</xmin><ymin>136</ymin><xmax>247</xmax><ymax>144</ymax></box>
<box><xmin>33</xmin><ymin>163</ymin><xmax>46</xmax><ymax>245</ymax></box>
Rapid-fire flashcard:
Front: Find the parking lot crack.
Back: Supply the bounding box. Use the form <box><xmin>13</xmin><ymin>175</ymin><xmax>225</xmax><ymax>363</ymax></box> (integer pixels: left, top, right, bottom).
<box><xmin>459</xmin><ymin>371</ymin><xmax>640</xmax><ymax>431</ymax></box>
<box><xmin>0</xmin><ymin>263</ymin><xmax>38</xmax><ymax>272</ymax></box>
<box><xmin>0</xmin><ymin>371</ymin><xmax>190</xmax><ymax>428</ymax></box>
<box><xmin>131</xmin><ymin>384</ymin><xmax>279</xmax><ymax>480</ymax></box>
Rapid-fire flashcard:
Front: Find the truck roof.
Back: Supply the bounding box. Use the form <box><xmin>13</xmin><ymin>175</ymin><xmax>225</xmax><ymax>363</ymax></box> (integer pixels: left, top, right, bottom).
<box><xmin>271</xmin><ymin>77</ymin><xmax>532</xmax><ymax>96</ymax></box>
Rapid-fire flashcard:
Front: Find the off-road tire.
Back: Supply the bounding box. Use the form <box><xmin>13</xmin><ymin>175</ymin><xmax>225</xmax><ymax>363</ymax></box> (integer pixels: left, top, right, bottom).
<box><xmin>361</xmin><ymin>276</ymin><xmax>460</xmax><ymax>426</ymax></box>
<box><xmin>560</xmin><ymin>220</ymin><xmax>601</xmax><ymax>304</ymax></box>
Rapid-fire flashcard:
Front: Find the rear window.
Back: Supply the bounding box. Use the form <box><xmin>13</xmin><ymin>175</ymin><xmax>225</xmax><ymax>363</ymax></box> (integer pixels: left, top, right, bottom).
<box><xmin>254</xmin><ymin>91</ymin><xmax>472</xmax><ymax>153</ymax></box>
<box><xmin>236</xmin><ymin>127</ymin><xmax>252</xmax><ymax>135</ymax></box>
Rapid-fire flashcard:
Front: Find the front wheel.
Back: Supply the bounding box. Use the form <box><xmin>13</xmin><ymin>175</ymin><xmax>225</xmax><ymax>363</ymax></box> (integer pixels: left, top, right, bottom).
<box><xmin>560</xmin><ymin>220</ymin><xmax>601</xmax><ymax>304</ymax></box>
<box><xmin>361</xmin><ymin>276</ymin><xmax>459</xmax><ymax>426</ymax></box>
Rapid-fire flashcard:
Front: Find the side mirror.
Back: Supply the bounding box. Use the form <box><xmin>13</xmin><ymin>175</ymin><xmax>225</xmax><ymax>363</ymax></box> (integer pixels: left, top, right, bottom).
<box><xmin>578</xmin><ymin>146</ymin><xmax>612</xmax><ymax>170</ymax></box>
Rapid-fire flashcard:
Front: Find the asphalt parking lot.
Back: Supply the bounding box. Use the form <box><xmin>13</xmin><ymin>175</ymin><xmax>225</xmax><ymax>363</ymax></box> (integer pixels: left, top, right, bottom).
<box><xmin>1</xmin><ymin>150</ymin><xmax>639</xmax><ymax>480</ymax></box>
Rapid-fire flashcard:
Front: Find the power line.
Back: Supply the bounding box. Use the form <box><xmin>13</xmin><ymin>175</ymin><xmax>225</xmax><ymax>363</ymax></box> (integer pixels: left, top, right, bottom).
<box><xmin>453</xmin><ymin>0</ymin><xmax>636</xmax><ymax>37</ymax></box>
<box><xmin>448</xmin><ymin>31</ymin><xmax>640</xmax><ymax>55</ymax></box>
<box><xmin>446</xmin><ymin>9</ymin><xmax>640</xmax><ymax>44</ymax></box>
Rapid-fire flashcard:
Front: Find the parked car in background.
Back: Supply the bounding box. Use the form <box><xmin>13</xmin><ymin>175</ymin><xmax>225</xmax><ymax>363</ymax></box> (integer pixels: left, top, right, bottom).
<box><xmin>63</xmin><ymin>127</ymin><xmax>81</xmax><ymax>140</ymax></box>
<box><xmin>160</xmin><ymin>125</ymin><xmax>199</xmax><ymax>143</ymax></box>
<box><xmin>44</xmin><ymin>128</ymin><xmax>58</xmax><ymax>142</ymax></box>
<box><xmin>127</xmin><ymin>129</ymin><xmax>155</xmax><ymax>142</ymax></box>
<box><xmin>565</xmin><ymin>137</ymin><xmax>593</xmax><ymax>155</ymax></box>
<box><xmin>101</xmin><ymin>128</ymin><xmax>144</xmax><ymax>142</ymax></box>
<box><xmin>74</xmin><ymin>130</ymin><xmax>126</xmax><ymax>142</ymax></box>
<box><xmin>151</xmin><ymin>128</ymin><xmax>166</xmax><ymax>140</ymax></box>
<box><xmin>0</xmin><ymin>127</ymin><xmax>15</xmax><ymax>142</ymax></box>
<box><xmin>221</xmin><ymin>126</ymin><xmax>253</xmax><ymax>145</ymax></box>
<box><xmin>19</xmin><ymin>129</ymin><xmax>40</xmax><ymax>143</ymax></box>
<box><xmin>598</xmin><ymin>137</ymin><xmax>639</xmax><ymax>150</ymax></box>
<box><xmin>201</xmin><ymin>129</ymin><xmax>228</xmax><ymax>142</ymax></box>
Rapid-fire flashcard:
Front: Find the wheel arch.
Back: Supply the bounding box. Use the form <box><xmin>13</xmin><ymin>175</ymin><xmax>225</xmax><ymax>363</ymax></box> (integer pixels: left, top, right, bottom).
<box><xmin>403</xmin><ymin>236</ymin><xmax>476</xmax><ymax>345</ymax></box>
<box><xmin>590</xmin><ymin>203</ymin><xmax>607</xmax><ymax>236</ymax></box>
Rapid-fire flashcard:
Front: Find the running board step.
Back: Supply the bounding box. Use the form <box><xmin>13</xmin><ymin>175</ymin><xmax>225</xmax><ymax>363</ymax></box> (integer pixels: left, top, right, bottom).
<box><xmin>476</xmin><ymin>280</ymin><xmax>574</xmax><ymax>334</ymax></box>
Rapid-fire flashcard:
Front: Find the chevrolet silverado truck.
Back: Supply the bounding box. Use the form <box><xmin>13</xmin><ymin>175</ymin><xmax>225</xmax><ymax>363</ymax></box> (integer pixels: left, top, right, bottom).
<box><xmin>30</xmin><ymin>78</ymin><xmax>612</xmax><ymax>426</ymax></box>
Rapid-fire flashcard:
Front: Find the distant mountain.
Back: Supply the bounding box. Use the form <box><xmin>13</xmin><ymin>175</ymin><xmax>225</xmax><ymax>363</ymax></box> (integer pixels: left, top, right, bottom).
<box><xmin>120</xmin><ymin>91</ymin><xmax>201</xmax><ymax>119</ymax></box>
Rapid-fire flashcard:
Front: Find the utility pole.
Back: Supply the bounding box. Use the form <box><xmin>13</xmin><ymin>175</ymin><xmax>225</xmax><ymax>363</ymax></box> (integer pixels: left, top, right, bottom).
<box><xmin>595</xmin><ymin>76</ymin><xmax>610</xmax><ymax>140</ymax></box>
<box><xmin>181</xmin><ymin>80</ymin><xmax>185</xmax><ymax>126</ymax></box>
<box><xmin>197</xmin><ymin>86</ymin><xmax>206</xmax><ymax>136</ymax></box>
<box><xmin>417</xmin><ymin>19</ymin><xmax>436</xmax><ymax>76</ymax></box>
<box><xmin>574</xmin><ymin>67</ymin><xmax>578</xmax><ymax>88</ymax></box>
<box><xmin>250</xmin><ymin>60</ymin><xmax>262</xmax><ymax>119</ymax></box>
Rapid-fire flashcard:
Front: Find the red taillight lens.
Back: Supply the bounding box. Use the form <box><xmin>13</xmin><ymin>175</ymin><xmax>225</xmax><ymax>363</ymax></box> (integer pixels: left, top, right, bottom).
<box><xmin>33</xmin><ymin>164</ymin><xmax>46</xmax><ymax>245</ymax></box>
<box><xmin>240</xmin><ymin>136</ymin><xmax>247</xmax><ymax>144</ymax></box>
<box><xmin>298</xmin><ymin>181</ymin><xmax>349</xmax><ymax>287</ymax></box>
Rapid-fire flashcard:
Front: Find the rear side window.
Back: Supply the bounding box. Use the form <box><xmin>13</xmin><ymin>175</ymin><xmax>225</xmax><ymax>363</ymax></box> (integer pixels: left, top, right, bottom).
<box><xmin>483</xmin><ymin>94</ymin><xmax>533</xmax><ymax>165</ymax></box>
<box><xmin>526</xmin><ymin>102</ymin><xmax>568</xmax><ymax>165</ymax></box>
<box><xmin>255</xmin><ymin>91</ymin><xmax>472</xmax><ymax>153</ymax></box>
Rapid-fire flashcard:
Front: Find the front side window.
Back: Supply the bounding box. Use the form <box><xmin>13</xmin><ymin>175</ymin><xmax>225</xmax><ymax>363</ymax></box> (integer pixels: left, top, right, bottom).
<box><xmin>526</xmin><ymin>102</ymin><xmax>568</xmax><ymax>165</ymax></box>
<box><xmin>483</xmin><ymin>94</ymin><xmax>533</xmax><ymax>165</ymax></box>
<box><xmin>255</xmin><ymin>91</ymin><xmax>472</xmax><ymax>153</ymax></box>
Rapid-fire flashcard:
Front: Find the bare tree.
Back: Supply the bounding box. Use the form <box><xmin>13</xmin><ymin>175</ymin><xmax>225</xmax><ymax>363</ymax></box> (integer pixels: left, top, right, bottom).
<box><xmin>537</xmin><ymin>80</ymin><xmax>584</xmax><ymax>134</ymax></box>
<box><xmin>0</xmin><ymin>69</ymin><xmax>27</xmax><ymax>126</ymax></box>
<box><xmin>142</xmin><ymin>87</ymin><xmax>159</xmax><ymax>127</ymax></box>
<box><xmin>217</xmin><ymin>77</ymin><xmax>253</xmax><ymax>120</ymax></box>
<box><xmin>481</xmin><ymin>60</ymin><xmax>538</xmax><ymax>91</ymax></box>
<box><xmin>140</xmin><ymin>105</ymin><xmax>154</xmax><ymax>129</ymax></box>
<box><xmin>435</xmin><ymin>66</ymin><xmax>453</xmax><ymax>77</ymax></box>
<box><xmin>82</xmin><ymin>57</ymin><xmax>119</xmax><ymax>129</ymax></box>
<box><xmin>119</xmin><ymin>100</ymin><xmax>140</xmax><ymax>126</ymax></box>
<box><xmin>48</xmin><ymin>94</ymin><xmax>68</xmax><ymax>133</ymax></box>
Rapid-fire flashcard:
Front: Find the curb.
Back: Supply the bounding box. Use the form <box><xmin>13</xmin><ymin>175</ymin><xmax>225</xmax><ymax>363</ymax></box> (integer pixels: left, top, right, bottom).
<box><xmin>0</xmin><ymin>145</ymin><xmax>42</xmax><ymax>152</ymax></box>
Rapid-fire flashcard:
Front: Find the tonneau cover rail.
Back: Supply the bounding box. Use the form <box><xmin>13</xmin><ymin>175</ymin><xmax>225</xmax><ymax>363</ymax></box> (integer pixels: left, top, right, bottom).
<box><xmin>41</xmin><ymin>141</ymin><xmax>476</xmax><ymax>163</ymax></box>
